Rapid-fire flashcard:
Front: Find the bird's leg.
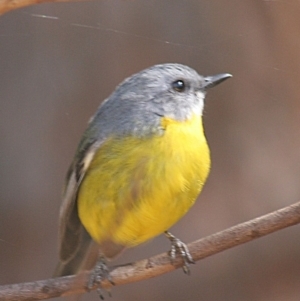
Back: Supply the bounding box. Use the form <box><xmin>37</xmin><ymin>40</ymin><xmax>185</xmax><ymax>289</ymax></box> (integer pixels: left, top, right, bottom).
<box><xmin>87</xmin><ymin>255</ymin><xmax>114</xmax><ymax>299</ymax></box>
<box><xmin>164</xmin><ymin>231</ymin><xmax>195</xmax><ymax>274</ymax></box>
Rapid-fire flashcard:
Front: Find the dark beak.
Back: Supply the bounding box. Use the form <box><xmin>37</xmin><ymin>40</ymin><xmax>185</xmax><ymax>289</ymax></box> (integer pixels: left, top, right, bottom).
<box><xmin>203</xmin><ymin>73</ymin><xmax>232</xmax><ymax>90</ymax></box>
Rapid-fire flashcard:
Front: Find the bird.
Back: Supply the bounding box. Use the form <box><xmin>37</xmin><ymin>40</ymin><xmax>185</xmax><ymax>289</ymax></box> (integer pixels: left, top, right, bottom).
<box><xmin>54</xmin><ymin>63</ymin><xmax>231</xmax><ymax>284</ymax></box>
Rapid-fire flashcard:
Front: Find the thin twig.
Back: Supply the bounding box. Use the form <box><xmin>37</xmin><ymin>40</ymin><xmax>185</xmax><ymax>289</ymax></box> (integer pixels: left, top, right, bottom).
<box><xmin>0</xmin><ymin>201</ymin><xmax>300</xmax><ymax>301</ymax></box>
<box><xmin>0</xmin><ymin>0</ymin><xmax>89</xmax><ymax>15</ymax></box>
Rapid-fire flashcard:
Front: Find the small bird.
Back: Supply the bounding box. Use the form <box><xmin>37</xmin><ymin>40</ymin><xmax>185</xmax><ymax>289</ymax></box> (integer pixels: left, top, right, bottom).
<box><xmin>54</xmin><ymin>63</ymin><xmax>231</xmax><ymax>283</ymax></box>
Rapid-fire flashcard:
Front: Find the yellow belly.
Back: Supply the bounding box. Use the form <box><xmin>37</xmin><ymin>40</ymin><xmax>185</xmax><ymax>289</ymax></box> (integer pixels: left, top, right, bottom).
<box><xmin>77</xmin><ymin>114</ymin><xmax>210</xmax><ymax>248</ymax></box>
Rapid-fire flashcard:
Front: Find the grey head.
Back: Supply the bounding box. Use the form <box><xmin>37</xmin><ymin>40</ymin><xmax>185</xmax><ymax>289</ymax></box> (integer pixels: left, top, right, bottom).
<box><xmin>85</xmin><ymin>63</ymin><xmax>231</xmax><ymax>141</ymax></box>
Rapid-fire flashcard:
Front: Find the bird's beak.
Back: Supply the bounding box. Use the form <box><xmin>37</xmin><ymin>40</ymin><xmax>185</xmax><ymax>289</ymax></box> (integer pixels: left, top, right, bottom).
<box><xmin>203</xmin><ymin>73</ymin><xmax>232</xmax><ymax>90</ymax></box>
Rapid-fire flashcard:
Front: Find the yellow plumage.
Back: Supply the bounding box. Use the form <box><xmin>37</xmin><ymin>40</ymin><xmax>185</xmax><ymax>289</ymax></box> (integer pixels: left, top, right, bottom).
<box><xmin>78</xmin><ymin>113</ymin><xmax>210</xmax><ymax>249</ymax></box>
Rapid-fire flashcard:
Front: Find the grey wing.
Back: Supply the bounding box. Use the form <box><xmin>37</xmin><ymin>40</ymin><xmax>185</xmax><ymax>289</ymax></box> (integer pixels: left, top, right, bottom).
<box><xmin>54</xmin><ymin>139</ymin><xmax>102</xmax><ymax>277</ymax></box>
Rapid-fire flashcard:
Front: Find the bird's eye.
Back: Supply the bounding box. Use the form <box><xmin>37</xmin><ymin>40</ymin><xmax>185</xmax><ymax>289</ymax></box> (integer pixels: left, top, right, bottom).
<box><xmin>171</xmin><ymin>80</ymin><xmax>186</xmax><ymax>92</ymax></box>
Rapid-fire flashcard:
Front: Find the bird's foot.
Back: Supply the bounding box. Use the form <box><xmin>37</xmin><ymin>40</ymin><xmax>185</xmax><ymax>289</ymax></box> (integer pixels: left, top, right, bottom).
<box><xmin>87</xmin><ymin>256</ymin><xmax>114</xmax><ymax>299</ymax></box>
<box><xmin>165</xmin><ymin>231</ymin><xmax>195</xmax><ymax>274</ymax></box>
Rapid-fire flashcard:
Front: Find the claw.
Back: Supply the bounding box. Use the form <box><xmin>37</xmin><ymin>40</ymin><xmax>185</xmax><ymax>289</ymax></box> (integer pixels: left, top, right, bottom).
<box><xmin>165</xmin><ymin>231</ymin><xmax>195</xmax><ymax>274</ymax></box>
<box><xmin>87</xmin><ymin>255</ymin><xmax>115</xmax><ymax>299</ymax></box>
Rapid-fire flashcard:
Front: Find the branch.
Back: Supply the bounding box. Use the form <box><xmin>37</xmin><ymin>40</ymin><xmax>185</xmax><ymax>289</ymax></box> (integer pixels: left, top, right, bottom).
<box><xmin>0</xmin><ymin>0</ymin><xmax>88</xmax><ymax>15</ymax></box>
<box><xmin>1</xmin><ymin>201</ymin><xmax>300</xmax><ymax>301</ymax></box>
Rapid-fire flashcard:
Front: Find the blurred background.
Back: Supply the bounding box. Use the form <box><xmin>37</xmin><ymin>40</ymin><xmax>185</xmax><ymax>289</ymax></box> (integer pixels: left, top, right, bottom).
<box><xmin>1</xmin><ymin>1</ymin><xmax>300</xmax><ymax>300</ymax></box>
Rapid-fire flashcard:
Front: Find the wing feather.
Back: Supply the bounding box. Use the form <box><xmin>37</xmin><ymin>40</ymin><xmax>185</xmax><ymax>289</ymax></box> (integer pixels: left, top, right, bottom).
<box><xmin>54</xmin><ymin>139</ymin><xmax>103</xmax><ymax>276</ymax></box>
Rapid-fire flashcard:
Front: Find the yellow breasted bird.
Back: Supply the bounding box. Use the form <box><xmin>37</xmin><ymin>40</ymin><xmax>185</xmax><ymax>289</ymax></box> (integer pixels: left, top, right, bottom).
<box><xmin>54</xmin><ymin>64</ymin><xmax>231</xmax><ymax>280</ymax></box>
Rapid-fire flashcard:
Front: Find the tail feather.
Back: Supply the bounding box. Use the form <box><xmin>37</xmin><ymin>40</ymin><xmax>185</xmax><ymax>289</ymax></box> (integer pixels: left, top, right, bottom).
<box><xmin>53</xmin><ymin>231</ymin><xmax>99</xmax><ymax>277</ymax></box>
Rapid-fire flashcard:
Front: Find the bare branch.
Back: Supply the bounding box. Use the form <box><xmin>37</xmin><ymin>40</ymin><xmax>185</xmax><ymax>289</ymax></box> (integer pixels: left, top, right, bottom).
<box><xmin>1</xmin><ymin>201</ymin><xmax>300</xmax><ymax>301</ymax></box>
<box><xmin>0</xmin><ymin>0</ymin><xmax>89</xmax><ymax>15</ymax></box>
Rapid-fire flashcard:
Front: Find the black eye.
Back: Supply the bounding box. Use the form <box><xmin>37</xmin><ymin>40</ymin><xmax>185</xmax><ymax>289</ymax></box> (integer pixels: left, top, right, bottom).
<box><xmin>171</xmin><ymin>80</ymin><xmax>186</xmax><ymax>92</ymax></box>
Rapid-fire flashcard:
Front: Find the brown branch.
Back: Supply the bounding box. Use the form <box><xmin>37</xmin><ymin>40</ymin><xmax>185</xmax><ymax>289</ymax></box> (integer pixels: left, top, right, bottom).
<box><xmin>1</xmin><ymin>201</ymin><xmax>300</xmax><ymax>301</ymax></box>
<box><xmin>0</xmin><ymin>0</ymin><xmax>89</xmax><ymax>15</ymax></box>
